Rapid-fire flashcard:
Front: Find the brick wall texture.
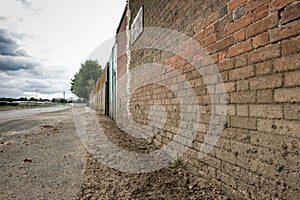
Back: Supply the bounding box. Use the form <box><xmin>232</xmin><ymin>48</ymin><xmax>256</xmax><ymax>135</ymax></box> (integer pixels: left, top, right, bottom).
<box><xmin>117</xmin><ymin>0</ymin><xmax>300</xmax><ymax>199</ymax></box>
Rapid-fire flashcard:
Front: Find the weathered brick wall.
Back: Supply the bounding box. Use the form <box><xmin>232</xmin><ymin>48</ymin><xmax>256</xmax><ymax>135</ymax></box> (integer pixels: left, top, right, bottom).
<box><xmin>92</xmin><ymin>66</ymin><xmax>108</xmax><ymax>113</ymax></box>
<box><xmin>116</xmin><ymin>7</ymin><xmax>129</xmax><ymax>126</ymax></box>
<box><xmin>125</xmin><ymin>0</ymin><xmax>300</xmax><ymax>199</ymax></box>
<box><xmin>117</xmin><ymin>8</ymin><xmax>128</xmax><ymax>81</ymax></box>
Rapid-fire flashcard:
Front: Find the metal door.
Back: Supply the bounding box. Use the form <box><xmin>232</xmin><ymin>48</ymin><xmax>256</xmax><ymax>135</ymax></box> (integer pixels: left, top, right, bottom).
<box><xmin>112</xmin><ymin>68</ymin><xmax>116</xmax><ymax>120</ymax></box>
<box><xmin>111</xmin><ymin>43</ymin><xmax>117</xmax><ymax>120</ymax></box>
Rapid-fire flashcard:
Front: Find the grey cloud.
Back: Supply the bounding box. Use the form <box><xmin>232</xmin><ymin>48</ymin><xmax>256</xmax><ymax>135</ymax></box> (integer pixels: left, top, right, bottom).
<box><xmin>0</xmin><ymin>87</ymin><xmax>24</xmax><ymax>98</ymax></box>
<box><xmin>0</xmin><ymin>27</ymin><xmax>69</xmax><ymax>97</ymax></box>
<box><xmin>0</xmin><ymin>28</ymin><xmax>35</xmax><ymax>72</ymax></box>
<box><xmin>0</xmin><ymin>16</ymin><xmax>7</xmax><ymax>21</ymax></box>
<box><xmin>0</xmin><ymin>67</ymin><xmax>70</xmax><ymax>98</ymax></box>
<box><xmin>23</xmin><ymin>79</ymin><xmax>50</xmax><ymax>89</ymax></box>
<box><xmin>0</xmin><ymin>28</ymin><xmax>29</xmax><ymax>57</ymax></box>
<box><xmin>0</xmin><ymin>55</ymin><xmax>38</xmax><ymax>71</ymax></box>
<box><xmin>22</xmin><ymin>87</ymin><xmax>64</xmax><ymax>95</ymax></box>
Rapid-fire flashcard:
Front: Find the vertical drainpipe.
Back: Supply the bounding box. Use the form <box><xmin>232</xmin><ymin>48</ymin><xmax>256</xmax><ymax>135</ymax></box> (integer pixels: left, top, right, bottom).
<box><xmin>126</xmin><ymin>1</ymin><xmax>131</xmax><ymax>116</ymax></box>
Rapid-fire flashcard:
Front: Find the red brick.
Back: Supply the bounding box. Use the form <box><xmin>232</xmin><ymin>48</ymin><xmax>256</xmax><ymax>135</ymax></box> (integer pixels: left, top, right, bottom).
<box><xmin>250</xmin><ymin>131</ymin><xmax>283</xmax><ymax>150</ymax></box>
<box><xmin>217</xmin><ymin>59</ymin><xmax>235</xmax><ymax>71</ymax></box>
<box><xmin>254</xmin><ymin>118</ymin><xmax>274</xmax><ymax>133</ymax></box>
<box><xmin>280</xmin><ymin>1</ymin><xmax>300</xmax><ymax>24</ymax></box>
<box><xmin>257</xmin><ymin>89</ymin><xmax>273</xmax><ymax>103</ymax></box>
<box><xmin>214</xmin><ymin>14</ymin><xmax>232</xmax><ymax>33</ymax></box>
<box><xmin>273</xmin><ymin>53</ymin><xmax>300</xmax><ymax>72</ymax></box>
<box><xmin>221</xmin><ymin>71</ymin><xmax>229</xmax><ymax>82</ymax></box>
<box><xmin>253</xmin><ymin>32</ymin><xmax>269</xmax><ymax>49</ymax></box>
<box><xmin>248</xmin><ymin>44</ymin><xmax>280</xmax><ymax>64</ymax></box>
<box><xmin>253</xmin><ymin>4</ymin><xmax>269</xmax><ymax>22</ymax></box>
<box><xmin>231</xmin><ymin>116</ymin><xmax>256</xmax><ymax>129</ymax></box>
<box><xmin>274</xmin><ymin>120</ymin><xmax>300</xmax><ymax>138</ymax></box>
<box><xmin>250</xmin><ymin>74</ymin><xmax>282</xmax><ymax>90</ymax></box>
<box><xmin>285</xmin><ymin>71</ymin><xmax>300</xmax><ymax>87</ymax></box>
<box><xmin>201</xmin><ymin>54</ymin><xmax>218</xmax><ymax>66</ymax></box>
<box><xmin>209</xmin><ymin>36</ymin><xmax>234</xmax><ymax>53</ymax></box>
<box><xmin>228</xmin><ymin>39</ymin><xmax>252</xmax><ymax>58</ymax></box>
<box><xmin>216</xmin><ymin>82</ymin><xmax>236</xmax><ymax>93</ymax></box>
<box><xmin>270</xmin><ymin>0</ymin><xmax>296</xmax><ymax>12</ymax></box>
<box><xmin>216</xmin><ymin>171</ymin><xmax>237</xmax><ymax>188</ymax></box>
<box><xmin>270</xmin><ymin>18</ymin><xmax>300</xmax><ymax>42</ymax></box>
<box><xmin>233</xmin><ymin>29</ymin><xmax>246</xmax><ymax>42</ymax></box>
<box><xmin>228</xmin><ymin>0</ymin><xmax>247</xmax><ymax>12</ymax></box>
<box><xmin>282</xmin><ymin>36</ymin><xmax>300</xmax><ymax>56</ymax></box>
<box><xmin>237</xmin><ymin>80</ymin><xmax>249</xmax><ymax>91</ymax></box>
<box><xmin>204</xmin><ymin>12</ymin><xmax>219</xmax><ymax>27</ymax></box>
<box><xmin>255</xmin><ymin>61</ymin><xmax>272</xmax><ymax>75</ymax></box>
<box><xmin>247</xmin><ymin>13</ymin><xmax>279</xmax><ymax>38</ymax></box>
<box><xmin>194</xmin><ymin>30</ymin><xmax>205</xmax><ymax>43</ymax></box>
<box><xmin>167</xmin><ymin>55</ymin><xmax>180</xmax><ymax>64</ymax></box>
<box><xmin>226</xmin><ymin>105</ymin><xmax>236</xmax><ymax>116</ymax></box>
<box><xmin>250</xmin><ymin>104</ymin><xmax>283</xmax><ymax>119</ymax></box>
<box><xmin>205</xmin><ymin>24</ymin><xmax>215</xmax><ymax>36</ymax></box>
<box><xmin>246</xmin><ymin>0</ymin><xmax>269</xmax><ymax>13</ymax></box>
<box><xmin>237</xmin><ymin>105</ymin><xmax>249</xmax><ymax>116</ymax></box>
<box><xmin>228</xmin><ymin>14</ymin><xmax>252</xmax><ymax>34</ymax></box>
<box><xmin>274</xmin><ymin>88</ymin><xmax>300</xmax><ymax>102</ymax></box>
<box><xmin>284</xmin><ymin>104</ymin><xmax>300</xmax><ymax>120</ymax></box>
<box><xmin>204</xmin><ymin>74</ymin><xmax>218</xmax><ymax>85</ymax></box>
<box><xmin>192</xmin><ymin>51</ymin><xmax>205</xmax><ymax>62</ymax></box>
<box><xmin>235</xmin><ymin>54</ymin><xmax>248</xmax><ymax>67</ymax></box>
<box><xmin>226</xmin><ymin>82</ymin><xmax>236</xmax><ymax>92</ymax></box>
<box><xmin>194</xmin><ymin>23</ymin><xmax>205</xmax><ymax>35</ymax></box>
<box><xmin>229</xmin><ymin>65</ymin><xmax>255</xmax><ymax>80</ymax></box>
<box><xmin>221</xmin><ymin>127</ymin><xmax>251</xmax><ymax>141</ymax></box>
<box><xmin>231</xmin><ymin>91</ymin><xmax>256</xmax><ymax>103</ymax></box>
<box><xmin>216</xmin><ymin>26</ymin><xmax>227</xmax><ymax>40</ymax></box>
<box><xmin>219</xmin><ymin>50</ymin><xmax>228</xmax><ymax>61</ymax></box>
<box><xmin>202</xmin><ymin>33</ymin><xmax>217</xmax><ymax>47</ymax></box>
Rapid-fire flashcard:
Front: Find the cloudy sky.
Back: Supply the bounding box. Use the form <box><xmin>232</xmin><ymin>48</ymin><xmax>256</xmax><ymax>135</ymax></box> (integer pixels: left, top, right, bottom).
<box><xmin>0</xmin><ymin>0</ymin><xmax>126</xmax><ymax>99</ymax></box>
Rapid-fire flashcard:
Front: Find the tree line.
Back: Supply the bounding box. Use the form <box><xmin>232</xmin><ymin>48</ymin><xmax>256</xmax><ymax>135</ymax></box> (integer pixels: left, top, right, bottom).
<box><xmin>70</xmin><ymin>60</ymin><xmax>102</xmax><ymax>100</ymax></box>
<box><xmin>0</xmin><ymin>97</ymin><xmax>76</xmax><ymax>104</ymax></box>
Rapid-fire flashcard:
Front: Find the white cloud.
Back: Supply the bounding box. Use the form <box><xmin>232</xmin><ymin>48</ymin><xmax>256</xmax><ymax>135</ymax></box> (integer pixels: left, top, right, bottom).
<box><xmin>0</xmin><ymin>0</ymin><xmax>127</xmax><ymax>99</ymax></box>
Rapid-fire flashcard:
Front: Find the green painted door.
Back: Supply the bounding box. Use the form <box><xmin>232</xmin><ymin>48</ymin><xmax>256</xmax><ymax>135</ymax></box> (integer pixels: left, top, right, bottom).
<box><xmin>111</xmin><ymin>43</ymin><xmax>117</xmax><ymax>120</ymax></box>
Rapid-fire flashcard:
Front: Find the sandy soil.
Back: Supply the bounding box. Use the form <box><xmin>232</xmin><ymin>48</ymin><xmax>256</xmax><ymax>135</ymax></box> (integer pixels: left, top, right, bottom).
<box><xmin>0</xmin><ymin>107</ymin><xmax>231</xmax><ymax>200</ymax></box>
<box><xmin>80</xmin><ymin>113</ymin><xmax>230</xmax><ymax>200</ymax></box>
<box><xmin>0</xmin><ymin>109</ymin><xmax>85</xmax><ymax>199</ymax></box>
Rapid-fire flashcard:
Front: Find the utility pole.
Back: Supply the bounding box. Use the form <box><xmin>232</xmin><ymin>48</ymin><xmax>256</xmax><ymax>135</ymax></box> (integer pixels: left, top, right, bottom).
<box><xmin>63</xmin><ymin>91</ymin><xmax>65</xmax><ymax>105</ymax></box>
<box><xmin>36</xmin><ymin>88</ymin><xmax>37</xmax><ymax>100</ymax></box>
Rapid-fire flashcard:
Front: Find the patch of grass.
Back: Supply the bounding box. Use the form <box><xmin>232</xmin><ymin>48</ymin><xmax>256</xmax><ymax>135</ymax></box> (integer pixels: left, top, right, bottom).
<box><xmin>144</xmin><ymin>140</ymin><xmax>152</xmax><ymax>145</ymax></box>
<box><xmin>171</xmin><ymin>159</ymin><xmax>184</xmax><ymax>168</ymax></box>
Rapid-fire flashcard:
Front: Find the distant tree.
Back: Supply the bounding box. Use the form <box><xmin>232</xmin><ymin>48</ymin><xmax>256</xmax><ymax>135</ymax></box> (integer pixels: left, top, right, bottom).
<box><xmin>60</xmin><ymin>98</ymin><xmax>65</xmax><ymax>104</ymax></box>
<box><xmin>75</xmin><ymin>98</ymin><xmax>87</xmax><ymax>103</ymax></box>
<box><xmin>51</xmin><ymin>98</ymin><xmax>60</xmax><ymax>103</ymax></box>
<box><xmin>17</xmin><ymin>97</ymin><xmax>27</xmax><ymax>101</ymax></box>
<box><xmin>70</xmin><ymin>60</ymin><xmax>102</xmax><ymax>100</ymax></box>
<box><xmin>29</xmin><ymin>97</ymin><xmax>37</xmax><ymax>101</ymax></box>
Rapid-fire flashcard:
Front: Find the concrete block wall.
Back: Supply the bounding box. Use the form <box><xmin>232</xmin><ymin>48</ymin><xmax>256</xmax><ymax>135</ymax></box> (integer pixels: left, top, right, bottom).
<box><xmin>116</xmin><ymin>0</ymin><xmax>300</xmax><ymax>199</ymax></box>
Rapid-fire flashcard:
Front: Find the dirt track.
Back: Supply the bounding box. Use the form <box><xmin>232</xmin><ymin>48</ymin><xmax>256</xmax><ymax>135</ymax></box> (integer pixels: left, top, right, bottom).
<box><xmin>0</xmin><ymin>108</ymin><xmax>84</xmax><ymax>199</ymax></box>
<box><xmin>0</xmin><ymin>107</ymin><xmax>230</xmax><ymax>200</ymax></box>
